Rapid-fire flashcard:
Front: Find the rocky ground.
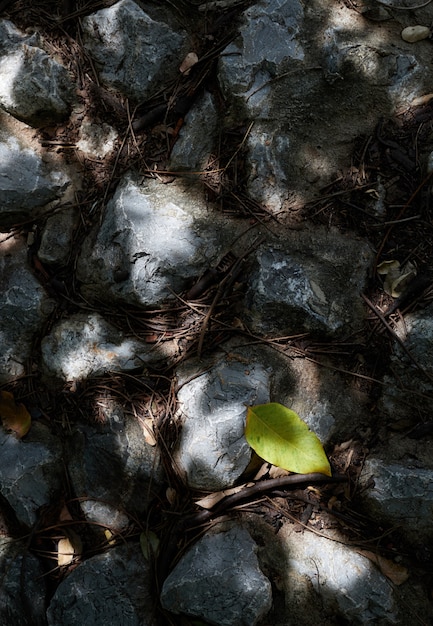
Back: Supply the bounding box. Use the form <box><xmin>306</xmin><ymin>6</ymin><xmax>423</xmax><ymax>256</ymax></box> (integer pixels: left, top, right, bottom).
<box><xmin>2</xmin><ymin>0</ymin><xmax>433</xmax><ymax>624</ymax></box>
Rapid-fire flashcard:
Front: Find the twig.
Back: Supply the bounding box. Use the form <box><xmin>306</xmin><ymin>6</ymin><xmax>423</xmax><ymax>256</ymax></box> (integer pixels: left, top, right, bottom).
<box><xmin>185</xmin><ymin>473</ymin><xmax>347</xmax><ymax>528</ymax></box>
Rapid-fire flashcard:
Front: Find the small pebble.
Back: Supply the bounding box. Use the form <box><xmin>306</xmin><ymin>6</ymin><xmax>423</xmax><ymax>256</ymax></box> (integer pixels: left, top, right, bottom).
<box><xmin>401</xmin><ymin>25</ymin><xmax>430</xmax><ymax>43</ymax></box>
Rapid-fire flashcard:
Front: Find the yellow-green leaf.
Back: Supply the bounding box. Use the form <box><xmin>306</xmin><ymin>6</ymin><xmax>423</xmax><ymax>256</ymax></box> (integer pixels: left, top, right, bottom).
<box><xmin>140</xmin><ymin>530</ymin><xmax>160</xmax><ymax>561</ymax></box>
<box><xmin>0</xmin><ymin>391</ymin><xmax>31</xmax><ymax>438</ymax></box>
<box><xmin>245</xmin><ymin>403</ymin><xmax>331</xmax><ymax>476</ymax></box>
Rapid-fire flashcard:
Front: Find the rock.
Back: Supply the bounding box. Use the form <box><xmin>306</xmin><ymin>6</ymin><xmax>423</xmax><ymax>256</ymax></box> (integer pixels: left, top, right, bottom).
<box><xmin>401</xmin><ymin>26</ymin><xmax>430</xmax><ymax>43</ymax></box>
<box><xmin>380</xmin><ymin>304</ymin><xmax>433</xmax><ymax>423</ymax></box>
<box><xmin>218</xmin><ymin>0</ymin><xmax>431</xmax><ymax>211</ymax></box>
<box><xmin>81</xmin><ymin>0</ymin><xmax>187</xmax><ymax>102</ymax></box>
<box><xmin>0</xmin><ymin>19</ymin><xmax>74</xmax><ymax>126</ymax></box>
<box><xmin>0</xmin><ymin>234</ymin><xmax>55</xmax><ymax>383</ymax></box>
<box><xmin>66</xmin><ymin>400</ymin><xmax>163</xmax><ymax>531</ymax></box>
<box><xmin>0</xmin><ymin>537</ymin><xmax>46</xmax><ymax>625</ymax></box>
<box><xmin>175</xmin><ymin>337</ymin><xmax>370</xmax><ymax>490</ymax></box>
<box><xmin>76</xmin><ymin>117</ymin><xmax>118</xmax><ymax>159</ymax></box>
<box><xmin>169</xmin><ymin>90</ymin><xmax>219</xmax><ymax>171</ymax></box>
<box><xmin>261</xmin><ymin>521</ymin><xmax>398</xmax><ymax>625</ymax></box>
<box><xmin>0</xmin><ymin>131</ymin><xmax>70</xmax><ymax>229</ymax></box>
<box><xmin>360</xmin><ymin>458</ymin><xmax>433</xmax><ymax>545</ymax></box>
<box><xmin>243</xmin><ymin>230</ymin><xmax>372</xmax><ymax>337</ymax></box>
<box><xmin>38</xmin><ymin>206</ymin><xmax>79</xmax><ymax>265</ymax></box>
<box><xmin>76</xmin><ymin>174</ymin><xmax>241</xmax><ymax>308</ymax></box>
<box><xmin>175</xmin><ymin>355</ymin><xmax>272</xmax><ymax>490</ymax></box>
<box><xmin>41</xmin><ymin>312</ymin><xmax>176</xmax><ymax>384</ymax></box>
<box><xmin>47</xmin><ymin>542</ymin><xmax>157</xmax><ymax>626</ymax></box>
<box><xmin>160</xmin><ymin>524</ymin><xmax>272</xmax><ymax>625</ymax></box>
<box><xmin>218</xmin><ymin>0</ymin><xmax>304</xmax><ymax>117</ymax></box>
<box><xmin>0</xmin><ymin>422</ymin><xmax>62</xmax><ymax>527</ymax></box>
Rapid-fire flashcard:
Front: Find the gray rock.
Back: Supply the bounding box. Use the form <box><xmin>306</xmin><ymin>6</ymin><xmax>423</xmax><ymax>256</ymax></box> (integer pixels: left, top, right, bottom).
<box><xmin>41</xmin><ymin>312</ymin><xmax>175</xmax><ymax>383</ymax></box>
<box><xmin>0</xmin><ymin>234</ymin><xmax>55</xmax><ymax>383</ymax></box>
<box><xmin>0</xmin><ymin>131</ymin><xmax>70</xmax><ymax>228</ymax></box>
<box><xmin>0</xmin><ymin>537</ymin><xmax>46</xmax><ymax>625</ymax></box>
<box><xmin>246</xmin><ymin>126</ymin><xmax>292</xmax><ymax>213</ymax></box>
<box><xmin>274</xmin><ymin>523</ymin><xmax>398</xmax><ymax>625</ymax></box>
<box><xmin>360</xmin><ymin>458</ymin><xmax>433</xmax><ymax>545</ymax></box>
<box><xmin>38</xmin><ymin>206</ymin><xmax>79</xmax><ymax>265</ymax></box>
<box><xmin>66</xmin><ymin>401</ymin><xmax>163</xmax><ymax>530</ymax></box>
<box><xmin>0</xmin><ymin>19</ymin><xmax>73</xmax><ymax>126</ymax></box>
<box><xmin>76</xmin><ymin>117</ymin><xmax>118</xmax><ymax>159</ymax></box>
<box><xmin>81</xmin><ymin>0</ymin><xmax>187</xmax><ymax>102</ymax></box>
<box><xmin>160</xmin><ymin>524</ymin><xmax>272</xmax><ymax>625</ymax></box>
<box><xmin>47</xmin><ymin>542</ymin><xmax>157</xmax><ymax>626</ymax></box>
<box><xmin>380</xmin><ymin>304</ymin><xmax>433</xmax><ymax>422</ymax></box>
<box><xmin>243</xmin><ymin>231</ymin><xmax>372</xmax><ymax>336</ymax></box>
<box><xmin>218</xmin><ymin>0</ymin><xmax>433</xmax><ymax>212</ymax></box>
<box><xmin>169</xmin><ymin>90</ymin><xmax>219</xmax><ymax>171</ymax></box>
<box><xmin>175</xmin><ymin>356</ymin><xmax>271</xmax><ymax>490</ymax></box>
<box><xmin>218</xmin><ymin>0</ymin><xmax>304</xmax><ymax>117</ymax></box>
<box><xmin>76</xmin><ymin>174</ymin><xmax>241</xmax><ymax>307</ymax></box>
<box><xmin>0</xmin><ymin>422</ymin><xmax>62</xmax><ymax>527</ymax></box>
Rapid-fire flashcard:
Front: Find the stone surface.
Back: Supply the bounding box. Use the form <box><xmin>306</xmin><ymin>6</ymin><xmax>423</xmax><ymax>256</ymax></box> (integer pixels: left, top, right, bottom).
<box><xmin>76</xmin><ymin>117</ymin><xmax>118</xmax><ymax>159</ymax></box>
<box><xmin>0</xmin><ymin>422</ymin><xmax>62</xmax><ymax>528</ymax></box>
<box><xmin>38</xmin><ymin>206</ymin><xmax>79</xmax><ymax>265</ymax></box>
<box><xmin>0</xmin><ymin>537</ymin><xmax>47</xmax><ymax>626</ymax></box>
<box><xmin>47</xmin><ymin>542</ymin><xmax>156</xmax><ymax>626</ymax></box>
<box><xmin>243</xmin><ymin>230</ymin><xmax>373</xmax><ymax>336</ymax></box>
<box><xmin>76</xmin><ymin>174</ymin><xmax>241</xmax><ymax>307</ymax></box>
<box><xmin>81</xmin><ymin>0</ymin><xmax>187</xmax><ymax>103</ymax></box>
<box><xmin>160</xmin><ymin>524</ymin><xmax>272</xmax><ymax>625</ymax></box>
<box><xmin>0</xmin><ymin>234</ymin><xmax>55</xmax><ymax>383</ymax></box>
<box><xmin>175</xmin><ymin>355</ymin><xmax>271</xmax><ymax>490</ymax></box>
<box><xmin>360</xmin><ymin>458</ymin><xmax>433</xmax><ymax>545</ymax></box>
<box><xmin>0</xmin><ymin>19</ymin><xmax>73</xmax><ymax>126</ymax></box>
<box><xmin>0</xmin><ymin>131</ymin><xmax>70</xmax><ymax>228</ymax></box>
<box><xmin>253</xmin><ymin>519</ymin><xmax>399</xmax><ymax>625</ymax></box>
<box><xmin>169</xmin><ymin>90</ymin><xmax>219</xmax><ymax>171</ymax></box>
<box><xmin>218</xmin><ymin>0</ymin><xmax>433</xmax><ymax>211</ymax></box>
<box><xmin>380</xmin><ymin>304</ymin><xmax>433</xmax><ymax>422</ymax></box>
<box><xmin>66</xmin><ymin>400</ymin><xmax>163</xmax><ymax>531</ymax></box>
<box><xmin>41</xmin><ymin>311</ymin><xmax>175</xmax><ymax>383</ymax></box>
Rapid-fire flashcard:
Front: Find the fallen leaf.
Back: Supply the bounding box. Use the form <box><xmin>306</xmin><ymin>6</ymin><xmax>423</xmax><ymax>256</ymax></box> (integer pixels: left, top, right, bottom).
<box><xmin>195</xmin><ymin>483</ymin><xmax>254</xmax><ymax>510</ymax></box>
<box><xmin>140</xmin><ymin>417</ymin><xmax>157</xmax><ymax>446</ymax></box>
<box><xmin>140</xmin><ymin>530</ymin><xmax>159</xmax><ymax>561</ymax></box>
<box><xmin>104</xmin><ymin>529</ymin><xmax>117</xmax><ymax>546</ymax></box>
<box><xmin>245</xmin><ymin>403</ymin><xmax>331</xmax><ymax>476</ymax></box>
<box><xmin>357</xmin><ymin>549</ymin><xmax>409</xmax><ymax>585</ymax></box>
<box><xmin>166</xmin><ymin>486</ymin><xmax>177</xmax><ymax>506</ymax></box>
<box><xmin>0</xmin><ymin>391</ymin><xmax>31</xmax><ymax>438</ymax></box>
<box><xmin>57</xmin><ymin>531</ymin><xmax>82</xmax><ymax>567</ymax></box>
<box><xmin>179</xmin><ymin>52</ymin><xmax>198</xmax><ymax>75</ymax></box>
<box><xmin>376</xmin><ymin>260</ymin><xmax>417</xmax><ymax>297</ymax></box>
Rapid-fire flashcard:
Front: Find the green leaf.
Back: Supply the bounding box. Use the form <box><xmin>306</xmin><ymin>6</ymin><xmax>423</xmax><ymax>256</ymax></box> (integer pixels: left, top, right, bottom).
<box><xmin>245</xmin><ymin>403</ymin><xmax>331</xmax><ymax>476</ymax></box>
<box><xmin>140</xmin><ymin>530</ymin><xmax>160</xmax><ymax>561</ymax></box>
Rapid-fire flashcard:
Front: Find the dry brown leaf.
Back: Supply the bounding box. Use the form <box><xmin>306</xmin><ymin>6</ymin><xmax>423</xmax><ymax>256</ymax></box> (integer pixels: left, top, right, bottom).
<box><xmin>57</xmin><ymin>531</ymin><xmax>82</xmax><ymax>567</ymax></box>
<box><xmin>0</xmin><ymin>391</ymin><xmax>31</xmax><ymax>438</ymax></box>
<box><xmin>166</xmin><ymin>486</ymin><xmax>177</xmax><ymax>506</ymax></box>
<box><xmin>179</xmin><ymin>52</ymin><xmax>198</xmax><ymax>75</ymax></box>
<box><xmin>140</xmin><ymin>417</ymin><xmax>157</xmax><ymax>446</ymax></box>
<box><xmin>58</xmin><ymin>503</ymin><xmax>74</xmax><ymax>522</ymax></box>
<box><xmin>357</xmin><ymin>549</ymin><xmax>409</xmax><ymax>586</ymax></box>
<box><xmin>195</xmin><ymin>483</ymin><xmax>254</xmax><ymax>510</ymax></box>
